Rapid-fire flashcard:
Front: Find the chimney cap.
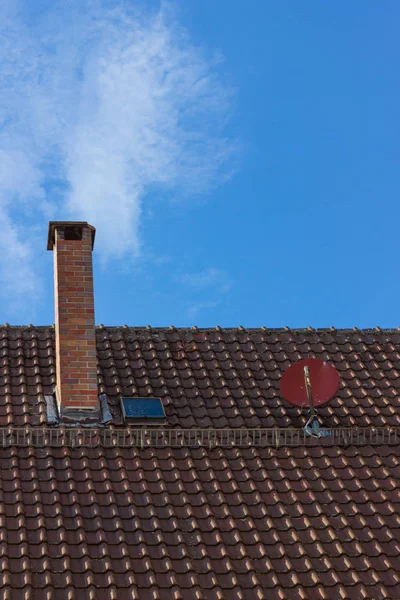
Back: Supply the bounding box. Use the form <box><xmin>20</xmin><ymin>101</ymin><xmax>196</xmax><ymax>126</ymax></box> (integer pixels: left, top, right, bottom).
<box><xmin>47</xmin><ymin>221</ymin><xmax>96</xmax><ymax>251</ymax></box>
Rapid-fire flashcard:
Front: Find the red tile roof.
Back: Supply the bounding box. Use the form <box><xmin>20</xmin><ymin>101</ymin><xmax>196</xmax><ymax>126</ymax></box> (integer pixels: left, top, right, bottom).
<box><xmin>0</xmin><ymin>325</ymin><xmax>400</xmax><ymax>598</ymax></box>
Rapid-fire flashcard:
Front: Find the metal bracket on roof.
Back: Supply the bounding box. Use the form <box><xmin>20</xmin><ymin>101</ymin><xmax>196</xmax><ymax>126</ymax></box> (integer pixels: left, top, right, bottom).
<box><xmin>99</xmin><ymin>394</ymin><xmax>113</xmax><ymax>425</ymax></box>
<box><xmin>303</xmin><ymin>410</ymin><xmax>331</xmax><ymax>439</ymax></box>
<box><xmin>208</xmin><ymin>431</ymin><xmax>218</xmax><ymax>449</ymax></box>
<box><xmin>45</xmin><ymin>395</ymin><xmax>59</xmax><ymax>425</ymax></box>
<box><xmin>274</xmin><ymin>430</ymin><xmax>281</xmax><ymax>448</ymax></box>
<box><xmin>140</xmin><ymin>429</ymin><xmax>147</xmax><ymax>449</ymax></box>
<box><xmin>1</xmin><ymin>431</ymin><xmax>9</xmax><ymax>448</ymax></box>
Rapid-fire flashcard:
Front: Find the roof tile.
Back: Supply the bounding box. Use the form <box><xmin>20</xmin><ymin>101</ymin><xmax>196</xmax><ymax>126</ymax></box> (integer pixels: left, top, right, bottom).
<box><xmin>0</xmin><ymin>328</ymin><xmax>400</xmax><ymax>597</ymax></box>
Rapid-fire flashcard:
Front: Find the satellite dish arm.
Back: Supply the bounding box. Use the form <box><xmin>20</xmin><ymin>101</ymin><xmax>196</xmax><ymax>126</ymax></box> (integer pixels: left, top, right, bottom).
<box><xmin>303</xmin><ymin>366</ymin><xmax>315</xmax><ymax>419</ymax></box>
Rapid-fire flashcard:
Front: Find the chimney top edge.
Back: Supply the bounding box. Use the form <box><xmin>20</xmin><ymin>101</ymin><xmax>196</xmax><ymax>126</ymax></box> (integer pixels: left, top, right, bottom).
<box><xmin>47</xmin><ymin>221</ymin><xmax>96</xmax><ymax>251</ymax></box>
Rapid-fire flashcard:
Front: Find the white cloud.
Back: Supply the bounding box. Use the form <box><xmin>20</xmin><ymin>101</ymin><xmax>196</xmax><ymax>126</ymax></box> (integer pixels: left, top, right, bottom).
<box><xmin>0</xmin><ymin>0</ymin><xmax>237</xmax><ymax>304</ymax></box>
<box><xmin>0</xmin><ymin>209</ymin><xmax>42</xmax><ymax>307</ymax></box>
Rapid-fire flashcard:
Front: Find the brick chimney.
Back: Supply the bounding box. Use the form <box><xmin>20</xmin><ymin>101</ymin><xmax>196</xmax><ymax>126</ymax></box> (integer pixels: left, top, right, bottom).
<box><xmin>47</xmin><ymin>221</ymin><xmax>99</xmax><ymax>421</ymax></box>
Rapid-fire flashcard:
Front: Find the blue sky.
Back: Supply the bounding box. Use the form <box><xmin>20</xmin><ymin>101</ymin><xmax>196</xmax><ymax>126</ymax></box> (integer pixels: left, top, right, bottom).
<box><xmin>0</xmin><ymin>1</ymin><xmax>399</xmax><ymax>328</ymax></box>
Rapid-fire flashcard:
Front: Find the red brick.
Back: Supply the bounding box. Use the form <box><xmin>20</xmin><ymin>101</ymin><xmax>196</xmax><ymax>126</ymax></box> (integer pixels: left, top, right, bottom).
<box><xmin>51</xmin><ymin>222</ymin><xmax>99</xmax><ymax>415</ymax></box>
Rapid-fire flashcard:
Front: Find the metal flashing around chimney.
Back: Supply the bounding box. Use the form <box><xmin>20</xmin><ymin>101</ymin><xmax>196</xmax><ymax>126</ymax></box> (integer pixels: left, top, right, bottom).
<box><xmin>59</xmin><ymin>407</ymin><xmax>101</xmax><ymax>426</ymax></box>
<box><xmin>53</xmin><ymin>386</ymin><xmax>100</xmax><ymax>426</ymax></box>
<box><xmin>100</xmin><ymin>394</ymin><xmax>113</xmax><ymax>425</ymax></box>
<box><xmin>45</xmin><ymin>395</ymin><xmax>59</xmax><ymax>425</ymax></box>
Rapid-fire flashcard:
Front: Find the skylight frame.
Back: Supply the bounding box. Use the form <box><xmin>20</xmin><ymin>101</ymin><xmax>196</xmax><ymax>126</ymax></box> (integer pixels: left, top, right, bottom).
<box><xmin>120</xmin><ymin>397</ymin><xmax>166</xmax><ymax>425</ymax></box>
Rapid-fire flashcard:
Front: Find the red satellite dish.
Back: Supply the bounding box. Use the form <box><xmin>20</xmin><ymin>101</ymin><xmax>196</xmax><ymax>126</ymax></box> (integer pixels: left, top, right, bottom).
<box><xmin>280</xmin><ymin>358</ymin><xmax>340</xmax><ymax>409</ymax></box>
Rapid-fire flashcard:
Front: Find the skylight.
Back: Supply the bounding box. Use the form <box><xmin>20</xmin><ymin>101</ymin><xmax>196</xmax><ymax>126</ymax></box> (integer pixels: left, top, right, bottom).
<box><xmin>120</xmin><ymin>397</ymin><xmax>166</xmax><ymax>424</ymax></box>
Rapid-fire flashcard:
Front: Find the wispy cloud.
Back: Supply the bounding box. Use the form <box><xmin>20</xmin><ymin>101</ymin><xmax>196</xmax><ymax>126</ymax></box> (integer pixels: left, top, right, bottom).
<box><xmin>179</xmin><ymin>267</ymin><xmax>232</xmax><ymax>294</ymax></box>
<box><xmin>0</xmin><ymin>0</ymin><xmax>237</xmax><ymax>307</ymax></box>
<box><xmin>0</xmin><ymin>209</ymin><xmax>41</xmax><ymax>303</ymax></box>
<box><xmin>187</xmin><ymin>301</ymin><xmax>218</xmax><ymax>318</ymax></box>
<box><xmin>178</xmin><ymin>267</ymin><xmax>233</xmax><ymax>318</ymax></box>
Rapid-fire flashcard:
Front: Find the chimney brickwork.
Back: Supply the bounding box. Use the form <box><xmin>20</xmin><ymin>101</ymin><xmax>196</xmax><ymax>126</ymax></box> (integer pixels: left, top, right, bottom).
<box><xmin>48</xmin><ymin>222</ymin><xmax>99</xmax><ymax>418</ymax></box>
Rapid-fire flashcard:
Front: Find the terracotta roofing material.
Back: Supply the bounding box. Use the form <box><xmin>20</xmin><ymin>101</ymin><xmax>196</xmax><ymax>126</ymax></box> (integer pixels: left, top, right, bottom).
<box><xmin>0</xmin><ymin>326</ymin><xmax>400</xmax><ymax>598</ymax></box>
<box><xmin>1</xmin><ymin>325</ymin><xmax>399</xmax><ymax>430</ymax></box>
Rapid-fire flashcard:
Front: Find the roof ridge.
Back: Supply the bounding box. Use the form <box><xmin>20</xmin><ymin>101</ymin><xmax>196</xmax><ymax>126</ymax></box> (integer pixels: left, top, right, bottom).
<box><xmin>98</xmin><ymin>325</ymin><xmax>399</xmax><ymax>332</ymax></box>
<box><xmin>2</xmin><ymin>325</ymin><xmax>399</xmax><ymax>333</ymax></box>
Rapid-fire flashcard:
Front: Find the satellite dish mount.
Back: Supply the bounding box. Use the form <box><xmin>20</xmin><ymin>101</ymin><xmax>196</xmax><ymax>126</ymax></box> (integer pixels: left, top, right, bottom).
<box><xmin>280</xmin><ymin>358</ymin><xmax>340</xmax><ymax>438</ymax></box>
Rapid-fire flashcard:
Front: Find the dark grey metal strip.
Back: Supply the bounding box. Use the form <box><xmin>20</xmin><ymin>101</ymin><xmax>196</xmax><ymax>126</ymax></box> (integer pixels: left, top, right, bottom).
<box><xmin>99</xmin><ymin>394</ymin><xmax>113</xmax><ymax>424</ymax></box>
<box><xmin>45</xmin><ymin>395</ymin><xmax>59</xmax><ymax>425</ymax></box>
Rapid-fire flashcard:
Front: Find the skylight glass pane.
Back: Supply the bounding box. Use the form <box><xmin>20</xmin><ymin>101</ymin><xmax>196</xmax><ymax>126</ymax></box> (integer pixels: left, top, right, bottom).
<box><xmin>120</xmin><ymin>397</ymin><xmax>165</xmax><ymax>422</ymax></box>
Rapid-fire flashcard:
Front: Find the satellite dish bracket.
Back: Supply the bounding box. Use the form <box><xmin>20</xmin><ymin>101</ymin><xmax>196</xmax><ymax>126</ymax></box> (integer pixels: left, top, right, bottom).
<box><xmin>303</xmin><ymin>366</ymin><xmax>329</xmax><ymax>437</ymax></box>
<box><xmin>280</xmin><ymin>358</ymin><xmax>339</xmax><ymax>439</ymax></box>
<box><xmin>303</xmin><ymin>365</ymin><xmax>315</xmax><ymax>419</ymax></box>
<box><xmin>304</xmin><ymin>410</ymin><xmax>331</xmax><ymax>438</ymax></box>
